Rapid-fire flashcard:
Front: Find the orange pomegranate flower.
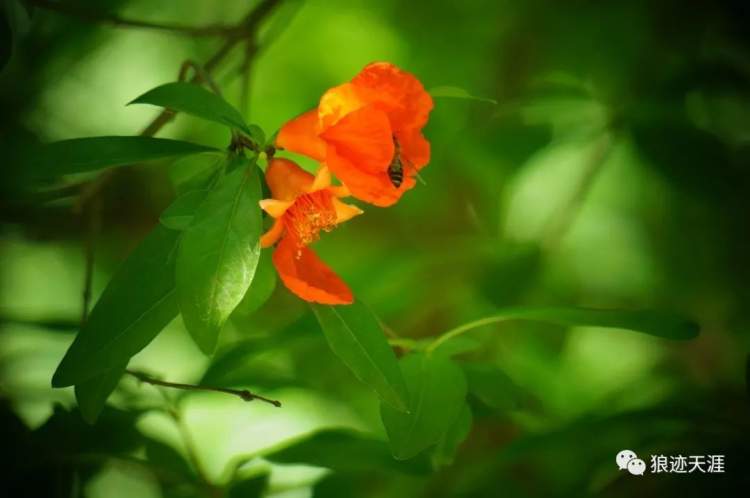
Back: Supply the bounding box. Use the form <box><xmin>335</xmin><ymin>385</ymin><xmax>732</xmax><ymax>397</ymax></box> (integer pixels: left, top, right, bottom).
<box><xmin>260</xmin><ymin>158</ymin><xmax>362</xmax><ymax>304</ymax></box>
<box><xmin>276</xmin><ymin>62</ymin><xmax>433</xmax><ymax>207</ymax></box>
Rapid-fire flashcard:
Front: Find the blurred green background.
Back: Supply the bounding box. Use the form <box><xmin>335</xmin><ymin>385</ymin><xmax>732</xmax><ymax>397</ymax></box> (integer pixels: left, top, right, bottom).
<box><xmin>2</xmin><ymin>0</ymin><xmax>750</xmax><ymax>496</ymax></box>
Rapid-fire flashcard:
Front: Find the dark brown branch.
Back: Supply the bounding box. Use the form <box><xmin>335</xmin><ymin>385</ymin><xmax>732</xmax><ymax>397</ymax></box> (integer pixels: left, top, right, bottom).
<box><xmin>139</xmin><ymin>0</ymin><xmax>282</xmax><ymax>138</ymax></box>
<box><xmin>26</xmin><ymin>0</ymin><xmax>242</xmax><ymax>37</ymax></box>
<box><xmin>125</xmin><ymin>369</ymin><xmax>282</xmax><ymax>407</ymax></box>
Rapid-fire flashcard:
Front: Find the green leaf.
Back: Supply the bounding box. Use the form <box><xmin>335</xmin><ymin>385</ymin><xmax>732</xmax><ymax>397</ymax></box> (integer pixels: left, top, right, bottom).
<box><xmin>159</xmin><ymin>190</ymin><xmax>209</xmax><ymax>231</ymax></box>
<box><xmin>226</xmin><ymin>475</ymin><xmax>268</xmax><ymax>498</ymax></box>
<box><xmin>169</xmin><ymin>152</ymin><xmax>224</xmax><ymax>195</ymax></box>
<box><xmin>312</xmin><ymin>302</ymin><xmax>409</xmax><ymax>412</ymax></box>
<box><xmin>74</xmin><ymin>363</ymin><xmax>127</xmax><ymax>424</ymax></box>
<box><xmin>130</xmin><ymin>82</ymin><xmax>255</xmax><ymax>136</ymax></box>
<box><xmin>32</xmin><ymin>136</ymin><xmax>217</xmax><ymax>177</ymax></box>
<box><xmin>428</xmin><ymin>307</ymin><xmax>699</xmax><ymax>354</ymax></box>
<box><xmin>233</xmin><ymin>252</ymin><xmax>276</xmax><ymax>316</ymax></box>
<box><xmin>380</xmin><ymin>353</ymin><xmax>467</xmax><ymax>460</ymax></box>
<box><xmin>176</xmin><ymin>155</ymin><xmax>263</xmax><ymax>354</ymax></box>
<box><xmin>462</xmin><ymin>363</ymin><xmax>523</xmax><ymax>412</ymax></box>
<box><xmin>264</xmin><ymin>429</ymin><xmax>429</xmax><ymax>473</ymax></box>
<box><xmin>52</xmin><ymin>225</ymin><xmax>180</xmax><ymax>387</ymax></box>
<box><xmin>428</xmin><ymin>85</ymin><xmax>498</xmax><ymax>104</ymax></box>
<box><xmin>431</xmin><ymin>404</ymin><xmax>472</xmax><ymax>468</ymax></box>
<box><xmin>145</xmin><ymin>438</ymin><xmax>195</xmax><ymax>481</ymax></box>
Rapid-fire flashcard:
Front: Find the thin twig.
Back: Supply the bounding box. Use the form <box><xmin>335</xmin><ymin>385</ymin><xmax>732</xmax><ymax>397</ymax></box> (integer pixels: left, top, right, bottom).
<box><xmin>125</xmin><ymin>369</ymin><xmax>282</xmax><ymax>407</ymax></box>
<box><xmin>80</xmin><ymin>194</ymin><xmax>101</xmax><ymax>324</ymax></box>
<box><xmin>542</xmin><ymin>133</ymin><xmax>614</xmax><ymax>249</ymax></box>
<box><xmin>26</xmin><ymin>0</ymin><xmax>242</xmax><ymax>37</ymax></box>
<box><xmin>239</xmin><ymin>40</ymin><xmax>257</xmax><ymax>118</ymax></box>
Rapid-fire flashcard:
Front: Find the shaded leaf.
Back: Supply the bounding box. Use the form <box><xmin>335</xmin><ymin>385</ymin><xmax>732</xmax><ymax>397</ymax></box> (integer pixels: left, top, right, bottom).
<box><xmin>312</xmin><ymin>302</ymin><xmax>409</xmax><ymax>412</ymax></box>
<box><xmin>130</xmin><ymin>82</ymin><xmax>255</xmax><ymax>136</ymax></box>
<box><xmin>264</xmin><ymin>429</ymin><xmax>430</xmax><ymax>474</ymax></box>
<box><xmin>176</xmin><ymin>155</ymin><xmax>262</xmax><ymax>354</ymax></box>
<box><xmin>52</xmin><ymin>225</ymin><xmax>180</xmax><ymax>386</ymax></box>
<box><xmin>380</xmin><ymin>354</ymin><xmax>467</xmax><ymax>460</ymax></box>
<box><xmin>462</xmin><ymin>363</ymin><xmax>523</xmax><ymax>412</ymax></box>
<box><xmin>226</xmin><ymin>474</ymin><xmax>268</xmax><ymax>498</ymax></box>
<box><xmin>32</xmin><ymin>136</ymin><xmax>217</xmax><ymax>177</ymax></box>
<box><xmin>145</xmin><ymin>438</ymin><xmax>195</xmax><ymax>482</ymax></box>
<box><xmin>74</xmin><ymin>363</ymin><xmax>127</xmax><ymax>424</ymax></box>
<box><xmin>159</xmin><ymin>189</ymin><xmax>209</xmax><ymax>231</ymax></box>
<box><xmin>432</xmin><ymin>404</ymin><xmax>472</xmax><ymax>467</ymax></box>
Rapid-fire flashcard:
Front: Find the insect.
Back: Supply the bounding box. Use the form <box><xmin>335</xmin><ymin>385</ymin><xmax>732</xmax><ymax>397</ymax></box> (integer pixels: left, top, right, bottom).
<box><xmin>387</xmin><ymin>135</ymin><xmax>405</xmax><ymax>188</ymax></box>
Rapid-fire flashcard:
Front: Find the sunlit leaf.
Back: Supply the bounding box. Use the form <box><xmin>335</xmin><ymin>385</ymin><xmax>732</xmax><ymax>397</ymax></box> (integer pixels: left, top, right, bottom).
<box><xmin>74</xmin><ymin>364</ymin><xmax>126</xmax><ymax>424</ymax></box>
<box><xmin>312</xmin><ymin>301</ymin><xmax>409</xmax><ymax>412</ymax></box>
<box><xmin>428</xmin><ymin>85</ymin><xmax>497</xmax><ymax>104</ymax></box>
<box><xmin>31</xmin><ymin>136</ymin><xmax>217</xmax><ymax>177</ymax></box>
<box><xmin>130</xmin><ymin>82</ymin><xmax>256</xmax><ymax>136</ymax></box>
<box><xmin>159</xmin><ymin>189</ymin><xmax>209</xmax><ymax>231</ymax></box>
<box><xmin>263</xmin><ymin>429</ymin><xmax>429</xmax><ymax>474</ymax></box>
<box><xmin>380</xmin><ymin>353</ymin><xmax>468</xmax><ymax>460</ymax></box>
<box><xmin>52</xmin><ymin>226</ymin><xmax>180</xmax><ymax>387</ymax></box>
<box><xmin>431</xmin><ymin>404</ymin><xmax>472</xmax><ymax>468</ymax></box>
<box><xmin>176</xmin><ymin>155</ymin><xmax>262</xmax><ymax>354</ymax></box>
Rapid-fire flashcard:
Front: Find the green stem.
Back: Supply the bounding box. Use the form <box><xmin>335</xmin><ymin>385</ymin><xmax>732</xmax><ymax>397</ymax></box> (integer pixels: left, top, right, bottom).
<box><xmin>425</xmin><ymin>316</ymin><xmax>510</xmax><ymax>355</ymax></box>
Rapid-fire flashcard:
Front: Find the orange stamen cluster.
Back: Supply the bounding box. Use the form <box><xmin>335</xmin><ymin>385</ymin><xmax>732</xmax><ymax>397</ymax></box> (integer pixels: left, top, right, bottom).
<box><xmin>283</xmin><ymin>191</ymin><xmax>337</xmax><ymax>249</ymax></box>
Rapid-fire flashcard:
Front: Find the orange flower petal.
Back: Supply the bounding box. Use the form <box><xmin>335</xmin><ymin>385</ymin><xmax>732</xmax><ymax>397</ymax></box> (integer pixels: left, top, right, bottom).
<box><xmin>276</xmin><ymin>110</ymin><xmax>327</xmax><ymax>162</ymax></box>
<box><xmin>332</xmin><ymin>197</ymin><xmax>363</xmax><ymax>223</ymax></box>
<box><xmin>272</xmin><ymin>237</ymin><xmax>353</xmax><ymax>304</ymax></box>
<box><xmin>397</xmin><ymin>128</ymin><xmax>431</xmax><ymax>171</ymax></box>
<box><xmin>265</xmin><ymin>158</ymin><xmax>315</xmax><ymax>201</ymax></box>
<box><xmin>260</xmin><ymin>218</ymin><xmax>285</xmax><ymax>248</ymax></box>
<box><xmin>325</xmin><ymin>147</ymin><xmax>414</xmax><ymax>207</ymax></box>
<box><xmin>320</xmin><ymin>105</ymin><xmax>394</xmax><ymax>175</ymax></box>
<box><xmin>308</xmin><ymin>165</ymin><xmax>332</xmax><ymax>193</ymax></box>
<box><xmin>318</xmin><ymin>82</ymin><xmax>367</xmax><ymax>131</ymax></box>
<box><xmin>259</xmin><ymin>199</ymin><xmax>294</xmax><ymax>218</ymax></box>
<box><xmin>351</xmin><ymin>62</ymin><xmax>434</xmax><ymax>132</ymax></box>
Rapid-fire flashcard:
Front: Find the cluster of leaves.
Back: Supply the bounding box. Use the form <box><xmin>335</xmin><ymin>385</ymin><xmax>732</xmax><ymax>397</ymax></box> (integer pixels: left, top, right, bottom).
<box><xmin>32</xmin><ymin>81</ymin><xmax>701</xmax><ymax>478</ymax></box>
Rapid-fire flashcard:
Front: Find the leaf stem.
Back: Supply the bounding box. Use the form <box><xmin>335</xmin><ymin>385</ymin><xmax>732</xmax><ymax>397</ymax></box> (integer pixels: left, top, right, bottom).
<box><xmin>425</xmin><ymin>316</ymin><xmax>510</xmax><ymax>355</ymax></box>
<box><xmin>125</xmin><ymin>369</ymin><xmax>281</xmax><ymax>407</ymax></box>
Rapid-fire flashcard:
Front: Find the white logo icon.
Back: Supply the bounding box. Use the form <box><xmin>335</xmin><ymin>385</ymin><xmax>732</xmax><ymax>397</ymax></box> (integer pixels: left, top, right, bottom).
<box><xmin>616</xmin><ymin>449</ymin><xmax>637</xmax><ymax>470</ymax></box>
<box><xmin>627</xmin><ymin>458</ymin><xmax>646</xmax><ymax>476</ymax></box>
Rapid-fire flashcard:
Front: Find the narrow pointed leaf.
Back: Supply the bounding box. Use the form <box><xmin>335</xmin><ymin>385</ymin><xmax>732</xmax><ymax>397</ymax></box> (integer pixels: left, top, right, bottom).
<box><xmin>312</xmin><ymin>302</ymin><xmax>409</xmax><ymax>412</ymax></box>
<box><xmin>380</xmin><ymin>353</ymin><xmax>467</xmax><ymax>460</ymax></box>
<box><xmin>74</xmin><ymin>363</ymin><xmax>127</xmax><ymax>424</ymax></box>
<box><xmin>176</xmin><ymin>155</ymin><xmax>263</xmax><ymax>354</ymax></box>
<box><xmin>430</xmin><ymin>307</ymin><xmax>699</xmax><ymax>354</ymax></box>
<box><xmin>52</xmin><ymin>226</ymin><xmax>180</xmax><ymax>387</ymax></box>
<box><xmin>130</xmin><ymin>82</ymin><xmax>254</xmax><ymax>136</ymax></box>
<box><xmin>32</xmin><ymin>136</ymin><xmax>217</xmax><ymax>177</ymax></box>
